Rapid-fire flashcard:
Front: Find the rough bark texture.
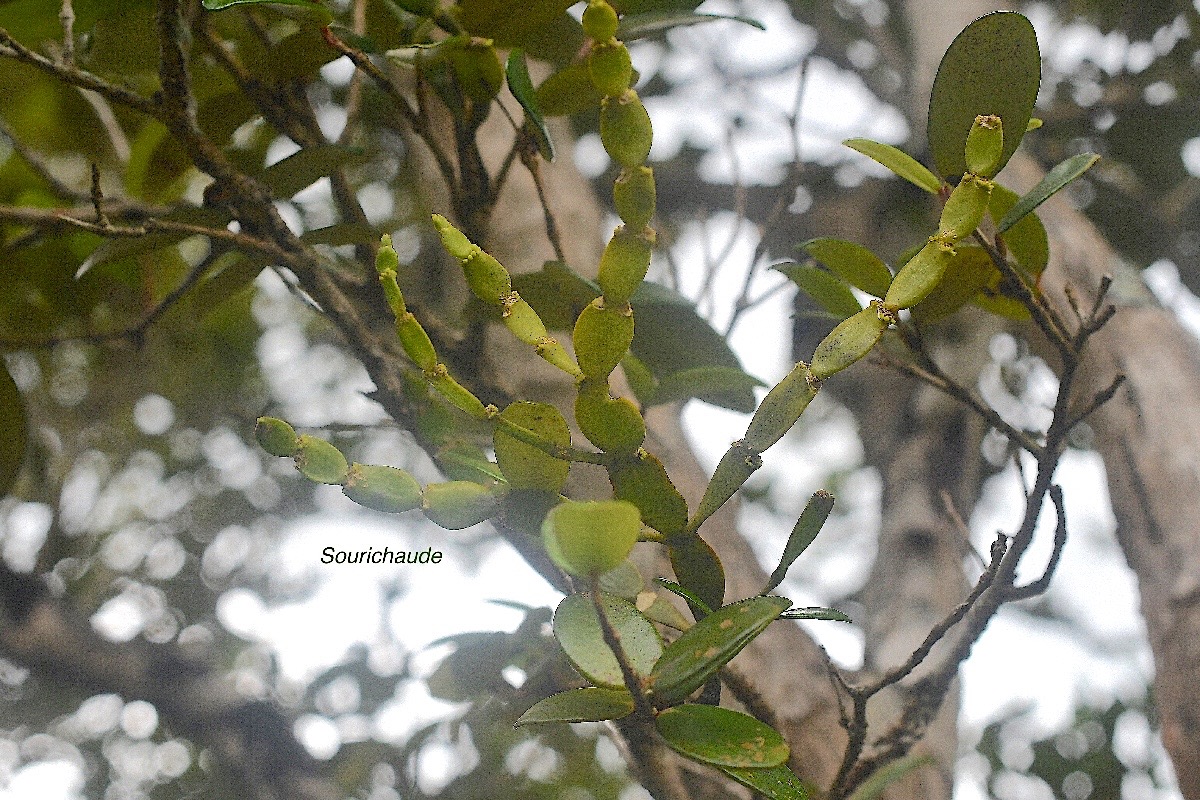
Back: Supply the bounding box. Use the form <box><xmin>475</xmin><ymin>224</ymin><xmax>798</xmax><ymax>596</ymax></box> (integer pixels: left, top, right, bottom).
<box><xmin>1006</xmin><ymin>154</ymin><xmax>1200</xmax><ymax>799</ymax></box>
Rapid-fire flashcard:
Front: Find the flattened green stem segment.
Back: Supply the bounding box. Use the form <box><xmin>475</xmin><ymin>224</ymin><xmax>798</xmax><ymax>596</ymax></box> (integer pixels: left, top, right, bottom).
<box><xmin>965</xmin><ymin>115</ymin><xmax>1003</xmax><ymax>177</ymax></box>
<box><xmin>688</xmin><ymin>443</ymin><xmax>761</xmax><ymax>533</ymax></box>
<box><xmin>743</xmin><ymin>362</ymin><xmax>819</xmax><ymax>452</ymax></box>
<box><xmin>430</xmin><ymin>216</ymin><xmax>583</xmax><ymax>378</ymax></box>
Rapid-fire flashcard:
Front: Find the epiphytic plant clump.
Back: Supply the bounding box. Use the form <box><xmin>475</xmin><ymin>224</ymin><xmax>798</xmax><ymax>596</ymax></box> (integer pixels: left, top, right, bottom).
<box><xmin>251</xmin><ymin>6</ymin><xmax>1111</xmax><ymax>799</ymax></box>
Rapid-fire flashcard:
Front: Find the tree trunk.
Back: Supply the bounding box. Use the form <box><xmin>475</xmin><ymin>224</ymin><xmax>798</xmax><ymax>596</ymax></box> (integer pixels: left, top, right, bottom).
<box><xmin>1007</xmin><ymin>154</ymin><xmax>1200</xmax><ymax>799</ymax></box>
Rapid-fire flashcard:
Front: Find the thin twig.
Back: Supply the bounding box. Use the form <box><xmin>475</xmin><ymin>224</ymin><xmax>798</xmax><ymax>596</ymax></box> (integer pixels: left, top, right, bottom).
<box><xmin>1006</xmin><ymin>484</ymin><xmax>1067</xmax><ymax>600</ymax></box>
<box><xmin>59</xmin><ymin>0</ymin><xmax>75</xmax><ymax>64</ymax></box>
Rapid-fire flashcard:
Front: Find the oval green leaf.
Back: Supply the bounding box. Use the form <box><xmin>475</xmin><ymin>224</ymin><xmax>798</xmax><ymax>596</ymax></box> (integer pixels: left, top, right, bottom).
<box><xmin>927</xmin><ymin>12</ymin><xmax>1040</xmax><ymax>179</ymax></box>
<box><xmin>553</xmin><ymin>592</ymin><xmax>663</xmax><ymax>688</ymax></box>
<box><xmin>515</xmin><ymin>687</ymin><xmax>635</xmax><ymax>726</ymax></box>
<box><xmin>617</xmin><ymin>11</ymin><xmax>765</xmax><ymax>40</ymax></box>
<box><xmin>649</xmin><ymin>595</ymin><xmax>790</xmax><ymax>706</ymax></box>
<box><xmin>668</xmin><ymin>536</ymin><xmax>725</xmax><ymax>616</ymax></box>
<box><xmin>0</xmin><ymin>361</ymin><xmax>27</xmax><ymax>498</ymax></box>
<box><xmin>656</xmin><ymin>705</ymin><xmax>789</xmax><ymax>768</ymax></box>
<box><xmin>648</xmin><ymin>367</ymin><xmax>765</xmax><ymax>410</ymax></box>
<box><xmin>505</xmin><ymin>49</ymin><xmax>555</xmax><ymax>161</ymax></box>
<box><xmin>543</xmin><ymin>500</ymin><xmax>641</xmax><ymax>577</ymax></box>
<box><xmin>843</xmin><ymin>138</ymin><xmax>941</xmax><ymax>194</ymax></box>
<box><xmin>989</xmin><ymin>184</ymin><xmax>1049</xmax><ymax>275</ymax></box>
<box><xmin>775</xmin><ymin>264</ymin><xmax>862</xmax><ymax>320</ymax></box>
<box><xmin>996</xmin><ymin>153</ymin><xmax>1100</xmax><ymax>233</ymax></box>
<box><xmin>798</xmin><ymin>238</ymin><xmax>893</xmax><ymax>298</ymax></box>
<box><xmin>721</xmin><ymin>764</ymin><xmax>812</xmax><ymax>800</ymax></box>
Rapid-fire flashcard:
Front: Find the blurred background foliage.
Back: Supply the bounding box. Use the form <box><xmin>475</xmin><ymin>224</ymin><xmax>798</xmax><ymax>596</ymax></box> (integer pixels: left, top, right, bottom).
<box><xmin>0</xmin><ymin>0</ymin><xmax>1196</xmax><ymax>797</ymax></box>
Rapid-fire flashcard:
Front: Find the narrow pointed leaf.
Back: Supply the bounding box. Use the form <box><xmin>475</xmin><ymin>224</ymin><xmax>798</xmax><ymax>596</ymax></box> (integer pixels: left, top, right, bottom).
<box><xmin>553</xmin><ymin>593</ymin><xmax>662</xmax><ymax>688</ymax></box>
<box><xmin>261</xmin><ymin>144</ymin><xmax>367</xmax><ymax>199</ymax></box>
<box><xmin>656</xmin><ymin>705</ymin><xmax>789</xmax><ymax>767</ymax></box>
<box><xmin>202</xmin><ymin>0</ymin><xmax>332</xmax><ymax>21</ymax></box>
<box><xmin>843</xmin><ymin>139</ymin><xmax>941</xmax><ymax>194</ymax></box>
<box><xmin>649</xmin><ymin>595</ymin><xmax>790</xmax><ymax>706</ymax></box>
<box><xmin>649</xmin><ymin>366</ymin><xmax>765</xmax><ymax>408</ymax></box>
<box><xmin>989</xmin><ymin>184</ymin><xmax>1048</xmax><ymax>274</ymax></box>
<box><xmin>654</xmin><ymin>578</ymin><xmax>713</xmax><ymax>617</ymax></box>
<box><xmin>997</xmin><ymin>153</ymin><xmax>1100</xmax><ymax>233</ymax></box>
<box><xmin>927</xmin><ymin>12</ymin><xmax>1040</xmax><ymax>179</ymax></box>
<box><xmin>774</xmin><ymin>264</ymin><xmax>861</xmax><ymax>320</ymax></box>
<box><xmin>763</xmin><ymin>490</ymin><xmax>834</xmax><ymax>594</ymax></box>
<box><xmin>0</xmin><ymin>362</ymin><xmax>27</xmax><ymax>497</ymax></box>
<box><xmin>780</xmin><ymin>607</ymin><xmax>852</xmax><ymax>622</ymax></box>
<box><xmin>506</xmin><ymin>49</ymin><xmax>555</xmax><ymax>161</ymax></box>
<box><xmin>515</xmin><ymin>687</ymin><xmax>634</xmax><ymax>726</ymax></box>
<box><xmin>617</xmin><ymin>12</ymin><xmax>765</xmax><ymax>39</ymax></box>
<box><xmin>721</xmin><ymin>764</ymin><xmax>812</xmax><ymax>800</ymax></box>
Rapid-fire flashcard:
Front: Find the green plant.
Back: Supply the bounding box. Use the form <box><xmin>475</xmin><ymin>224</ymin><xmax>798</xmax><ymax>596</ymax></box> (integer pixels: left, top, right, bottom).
<box><xmin>0</xmin><ymin>1</ymin><xmax>1157</xmax><ymax>799</ymax></box>
<box><xmin>241</xmin><ymin>7</ymin><xmax>1111</xmax><ymax>797</ymax></box>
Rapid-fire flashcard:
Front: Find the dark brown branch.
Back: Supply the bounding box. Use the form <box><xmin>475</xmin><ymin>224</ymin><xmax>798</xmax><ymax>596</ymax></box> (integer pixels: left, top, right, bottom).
<box><xmin>1006</xmin><ymin>484</ymin><xmax>1068</xmax><ymax>600</ymax></box>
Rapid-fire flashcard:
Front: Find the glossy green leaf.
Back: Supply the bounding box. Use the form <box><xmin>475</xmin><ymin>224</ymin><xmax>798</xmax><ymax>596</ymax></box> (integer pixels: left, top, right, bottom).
<box><xmin>989</xmin><ymin>184</ymin><xmax>1049</xmax><ymax>275</ymax></box>
<box><xmin>0</xmin><ymin>361</ymin><xmax>27</xmax><ymax>498</ymax></box>
<box><xmin>774</xmin><ymin>264</ymin><xmax>862</xmax><ymax>320</ymax></box>
<box><xmin>543</xmin><ymin>500</ymin><xmax>641</xmax><ymax>577</ymax></box>
<box><xmin>514</xmin><ymin>687</ymin><xmax>635</xmax><ymax>726</ymax></box>
<box><xmin>927</xmin><ymin>12</ymin><xmax>1040</xmax><ymax>179</ymax></box>
<box><xmin>505</xmin><ymin>49</ymin><xmax>554</xmax><ymax>161</ymax></box>
<box><xmin>721</xmin><ymin>764</ymin><xmax>812</xmax><ymax>800</ymax></box>
<box><xmin>649</xmin><ymin>595</ymin><xmax>790</xmax><ymax>706</ymax></box>
<box><xmin>843</xmin><ymin>138</ymin><xmax>941</xmax><ymax>194</ymax></box>
<box><xmin>763</xmin><ymin>490</ymin><xmax>834</xmax><ymax>595</ymax></box>
<box><xmin>617</xmin><ymin>12</ymin><xmax>765</xmax><ymax>39</ymax></box>
<box><xmin>997</xmin><ymin>153</ymin><xmax>1100</xmax><ymax>233</ymax></box>
<box><xmin>656</xmin><ymin>704</ymin><xmax>789</xmax><ymax>767</ymax></box>
<box><xmin>780</xmin><ymin>607</ymin><xmax>852</xmax><ymax>622</ymax></box>
<box><xmin>668</xmin><ymin>536</ymin><xmax>725</xmax><ymax>617</ymax></box>
<box><xmin>261</xmin><ymin>144</ymin><xmax>368</xmax><ymax>199</ymax></box>
<box><xmin>798</xmin><ymin>238</ymin><xmax>893</xmax><ymax>298</ymax></box>
<box><xmin>201</xmin><ymin>0</ymin><xmax>332</xmax><ymax>22</ymax></box>
<box><xmin>649</xmin><ymin>366</ymin><xmax>765</xmax><ymax>408</ymax></box>
<box><xmin>655</xmin><ymin>578</ymin><xmax>713</xmax><ymax>617</ymax></box>
<box><xmin>553</xmin><ymin>593</ymin><xmax>663</xmax><ymax>688</ymax></box>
